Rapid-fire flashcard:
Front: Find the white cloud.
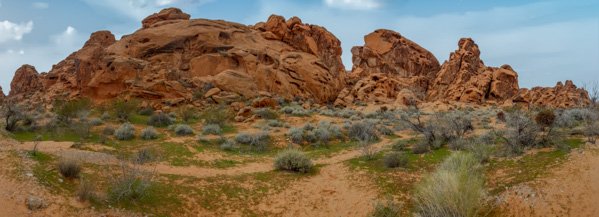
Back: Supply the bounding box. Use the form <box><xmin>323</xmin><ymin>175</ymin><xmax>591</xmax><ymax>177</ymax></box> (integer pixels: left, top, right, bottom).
<box><xmin>392</xmin><ymin>2</ymin><xmax>599</xmax><ymax>87</ymax></box>
<box><xmin>32</xmin><ymin>2</ymin><xmax>49</xmax><ymax>9</ymax></box>
<box><xmin>82</xmin><ymin>0</ymin><xmax>212</xmax><ymax>21</ymax></box>
<box><xmin>324</xmin><ymin>0</ymin><xmax>381</xmax><ymax>10</ymax></box>
<box><xmin>0</xmin><ymin>20</ymin><xmax>34</xmax><ymax>43</ymax></box>
<box><xmin>156</xmin><ymin>0</ymin><xmax>176</xmax><ymax>6</ymax></box>
<box><xmin>0</xmin><ymin>26</ymin><xmax>87</xmax><ymax>91</ymax></box>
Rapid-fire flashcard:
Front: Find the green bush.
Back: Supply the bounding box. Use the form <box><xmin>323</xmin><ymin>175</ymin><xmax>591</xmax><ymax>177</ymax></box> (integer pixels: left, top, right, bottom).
<box><xmin>200</xmin><ymin>106</ymin><xmax>233</xmax><ymax>127</ymax></box>
<box><xmin>370</xmin><ymin>200</ymin><xmax>401</xmax><ymax>217</ymax></box>
<box><xmin>220</xmin><ymin>139</ymin><xmax>236</xmax><ymax>151</ymax></box>
<box><xmin>138</xmin><ymin>107</ymin><xmax>154</xmax><ymax>116</ymax></box>
<box><xmin>140</xmin><ymin>127</ymin><xmax>158</xmax><ymax>140</ymax></box>
<box><xmin>383</xmin><ymin>152</ymin><xmax>408</xmax><ymax>168</ymax></box>
<box><xmin>89</xmin><ymin>118</ymin><xmax>103</xmax><ymax>126</ymax></box>
<box><xmin>413</xmin><ymin>152</ymin><xmax>486</xmax><ymax>217</ymax></box>
<box><xmin>134</xmin><ymin>148</ymin><xmax>156</xmax><ymax>164</ymax></box>
<box><xmin>348</xmin><ymin>121</ymin><xmax>379</xmax><ymax>142</ymax></box>
<box><xmin>202</xmin><ymin>124</ymin><xmax>222</xmax><ymax>135</ymax></box>
<box><xmin>58</xmin><ymin>159</ymin><xmax>81</xmax><ymax>179</ymax></box>
<box><xmin>53</xmin><ymin>98</ymin><xmax>91</xmax><ymax>124</ymax></box>
<box><xmin>108</xmin><ymin>165</ymin><xmax>152</xmax><ymax>202</ymax></box>
<box><xmin>235</xmin><ymin>132</ymin><xmax>270</xmax><ymax>152</ymax></box>
<box><xmin>115</xmin><ymin>123</ymin><xmax>135</xmax><ymax>140</ymax></box>
<box><xmin>112</xmin><ymin>99</ymin><xmax>139</xmax><ymax>122</ymax></box>
<box><xmin>147</xmin><ymin>113</ymin><xmax>174</xmax><ymax>127</ymax></box>
<box><xmin>174</xmin><ymin>124</ymin><xmax>194</xmax><ymax>136</ymax></box>
<box><xmin>254</xmin><ymin>108</ymin><xmax>279</xmax><ymax>120</ymax></box>
<box><xmin>274</xmin><ymin>149</ymin><xmax>313</xmax><ymax>173</ymax></box>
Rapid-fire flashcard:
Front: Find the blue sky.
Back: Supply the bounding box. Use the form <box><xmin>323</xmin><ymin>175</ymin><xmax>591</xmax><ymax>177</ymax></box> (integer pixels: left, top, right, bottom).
<box><xmin>0</xmin><ymin>0</ymin><xmax>598</xmax><ymax>93</ymax></box>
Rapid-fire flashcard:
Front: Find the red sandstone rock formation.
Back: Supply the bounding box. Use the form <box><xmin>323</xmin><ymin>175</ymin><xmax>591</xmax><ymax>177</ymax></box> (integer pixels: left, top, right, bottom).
<box><xmin>514</xmin><ymin>80</ymin><xmax>590</xmax><ymax>108</ymax></box>
<box><xmin>7</xmin><ymin>8</ymin><xmax>346</xmax><ymax>107</ymax></box>
<box><xmin>0</xmin><ymin>85</ymin><xmax>5</xmax><ymax>103</ymax></box>
<box><xmin>427</xmin><ymin>38</ymin><xmax>519</xmax><ymax>104</ymax></box>
<box><xmin>335</xmin><ymin>29</ymin><xmax>440</xmax><ymax>106</ymax></box>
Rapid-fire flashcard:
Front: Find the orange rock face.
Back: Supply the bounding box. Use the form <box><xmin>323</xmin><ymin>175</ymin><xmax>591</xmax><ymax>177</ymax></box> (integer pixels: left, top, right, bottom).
<box><xmin>335</xmin><ymin>29</ymin><xmax>440</xmax><ymax>106</ymax></box>
<box><xmin>9</xmin><ymin>65</ymin><xmax>43</xmax><ymax>99</ymax></box>
<box><xmin>0</xmin><ymin>86</ymin><xmax>5</xmax><ymax>103</ymax></box>
<box><xmin>7</xmin><ymin>8</ymin><xmax>346</xmax><ymax>107</ymax></box>
<box><xmin>514</xmin><ymin>80</ymin><xmax>591</xmax><ymax>108</ymax></box>
<box><xmin>427</xmin><ymin>38</ymin><xmax>519</xmax><ymax>104</ymax></box>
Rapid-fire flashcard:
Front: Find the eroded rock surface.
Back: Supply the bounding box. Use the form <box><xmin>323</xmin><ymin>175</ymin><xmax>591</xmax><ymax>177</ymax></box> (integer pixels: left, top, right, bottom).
<box><xmin>7</xmin><ymin>9</ymin><xmax>346</xmax><ymax>108</ymax></box>
<box><xmin>335</xmin><ymin>29</ymin><xmax>440</xmax><ymax>106</ymax></box>
<box><xmin>514</xmin><ymin>80</ymin><xmax>590</xmax><ymax>108</ymax></box>
<box><xmin>427</xmin><ymin>38</ymin><xmax>519</xmax><ymax>104</ymax></box>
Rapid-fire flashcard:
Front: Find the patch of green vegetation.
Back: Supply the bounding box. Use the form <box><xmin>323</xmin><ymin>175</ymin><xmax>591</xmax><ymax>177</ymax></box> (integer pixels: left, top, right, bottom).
<box><xmin>29</xmin><ymin>152</ymin><xmax>76</xmax><ymax>193</ymax></box>
<box><xmin>107</xmin><ymin>181</ymin><xmax>183</xmax><ymax>216</ymax></box>
<box><xmin>11</xmin><ymin>130</ymin><xmax>101</xmax><ymax>143</ymax></box>
<box><xmin>305</xmin><ymin>141</ymin><xmax>357</xmax><ymax>158</ymax></box>
<box><xmin>129</xmin><ymin>114</ymin><xmax>150</xmax><ymax>125</ymax></box>
<box><xmin>28</xmin><ymin>151</ymin><xmax>53</xmax><ymax>163</ymax></box>
<box><xmin>407</xmin><ymin>148</ymin><xmax>452</xmax><ymax>171</ymax></box>
<box><xmin>221</xmin><ymin>125</ymin><xmax>237</xmax><ymax>134</ymax></box>
<box><xmin>486</xmin><ymin>138</ymin><xmax>584</xmax><ymax>194</ymax></box>
<box><xmin>159</xmin><ymin>142</ymin><xmax>196</xmax><ymax>166</ymax></box>
<box><xmin>212</xmin><ymin>159</ymin><xmax>239</xmax><ymax>169</ymax></box>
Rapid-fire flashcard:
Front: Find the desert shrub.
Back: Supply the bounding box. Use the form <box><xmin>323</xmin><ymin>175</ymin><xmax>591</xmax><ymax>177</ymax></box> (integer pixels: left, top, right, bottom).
<box><xmin>448</xmin><ymin>138</ymin><xmax>470</xmax><ymax>151</ymax></box>
<box><xmin>89</xmin><ymin>118</ymin><xmax>103</xmax><ymax>126</ymax></box>
<box><xmin>98</xmin><ymin>112</ymin><xmax>110</xmax><ymax>121</ymax></box>
<box><xmin>134</xmin><ymin>148</ymin><xmax>156</xmax><ymax>164</ymax></box>
<box><xmin>220</xmin><ymin>139</ymin><xmax>236</xmax><ymax>151</ymax></box>
<box><xmin>338</xmin><ymin>108</ymin><xmax>359</xmax><ymax>118</ymax></box>
<box><xmin>303</xmin><ymin>130</ymin><xmax>317</xmax><ymax>143</ymax></box>
<box><xmin>314</xmin><ymin>127</ymin><xmax>331</xmax><ymax>145</ymax></box>
<box><xmin>254</xmin><ymin>108</ymin><xmax>279</xmax><ymax>120</ymax></box>
<box><xmin>1</xmin><ymin>103</ymin><xmax>26</xmax><ymax>132</ymax></box>
<box><xmin>383</xmin><ymin>152</ymin><xmax>408</xmax><ymax>168</ymax></box>
<box><xmin>200</xmin><ymin>106</ymin><xmax>233</xmax><ymax>127</ymax></box>
<box><xmin>391</xmin><ymin>140</ymin><xmax>409</xmax><ymax>151</ymax></box>
<box><xmin>58</xmin><ymin>159</ymin><xmax>81</xmax><ymax>179</ymax></box>
<box><xmin>377</xmin><ymin>125</ymin><xmax>394</xmax><ymax>136</ymax></box>
<box><xmin>174</xmin><ymin>124</ymin><xmax>194</xmax><ymax>136</ymax></box>
<box><xmin>348</xmin><ymin>121</ymin><xmax>379</xmax><ymax>142</ymax></box>
<box><xmin>555</xmin><ymin>108</ymin><xmax>599</xmax><ymax>128</ymax></box>
<box><xmin>112</xmin><ymin>99</ymin><xmax>139</xmax><ymax>122</ymax></box>
<box><xmin>280</xmin><ymin>105</ymin><xmax>311</xmax><ymax>116</ymax></box>
<box><xmin>274</xmin><ymin>149</ymin><xmax>313</xmax><ymax>173</ymax></box>
<box><xmin>535</xmin><ymin>109</ymin><xmax>556</xmax><ymax>129</ymax></box>
<box><xmin>140</xmin><ymin>127</ymin><xmax>158</xmax><ymax>140</ymax></box>
<box><xmin>102</xmin><ymin>125</ymin><xmax>115</xmax><ymax>136</ymax></box>
<box><xmin>115</xmin><ymin>123</ymin><xmax>135</xmax><ymax>140</ymax></box>
<box><xmin>235</xmin><ymin>132</ymin><xmax>270</xmax><ymax>152</ymax></box>
<box><xmin>138</xmin><ymin>107</ymin><xmax>154</xmax><ymax>116</ymax></box>
<box><xmin>77</xmin><ymin>179</ymin><xmax>95</xmax><ymax>202</ymax></box>
<box><xmin>303</xmin><ymin>123</ymin><xmax>315</xmax><ymax>131</ymax></box>
<box><xmin>465</xmin><ymin>135</ymin><xmax>495</xmax><ymax>163</ymax></box>
<box><xmin>53</xmin><ymin>98</ymin><xmax>91</xmax><ymax>124</ymax></box>
<box><xmin>202</xmin><ymin>124</ymin><xmax>222</xmax><ymax>135</ymax></box>
<box><xmin>177</xmin><ymin>106</ymin><xmax>198</xmax><ymax>123</ymax></box>
<box><xmin>412</xmin><ymin>142</ymin><xmax>429</xmax><ymax>154</ymax></box>
<box><xmin>585</xmin><ymin>122</ymin><xmax>599</xmax><ymax>144</ymax></box>
<box><xmin>414</xmin><ymin>152</ymin><xmax>486</xmax><ymax>217</ymax></box>
<box><xmin>496</xmin><ymin>111</ymin><xmax>506</xmax><ymax>122</ymax></box>
<box><xmin>147</xmin><ymin>113</ymin><xmax>174</xmax><ymax>127</ymax></box>
<box><xmin>267</xmin><ymin>120</ymin><xmax>284</xmax><ymax>128</ymax></box>
<box><xmin>370</xmin><ymin>200</ymin><xmax>401</xmax><ymax>217</ymax></box>
<box><xmin>288</xmin><ymin>127</ymin><xmax>304</xmax><ymax>144</ymax></box>
<box><xmin>502</xmin><ymin>112</ymin><xmax>539</xmax><ymax>155</ymax></box>
<box><xmin>108</xmin><ymin>164</ymin><xmax>152</xmax><ymax>203</ymax></box>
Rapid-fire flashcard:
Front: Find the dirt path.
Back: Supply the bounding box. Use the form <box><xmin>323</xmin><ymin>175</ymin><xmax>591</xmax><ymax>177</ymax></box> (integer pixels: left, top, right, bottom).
<box><xmin>255</xmin><ymin>163</ymin><xmax>377</xmax><ymax>217</ymax></box>
<box><xmin>501</xmin><ymin>142</ymin><xmax>599</xmax><ymax>217</ymax></box>
<box><xmin>149</xmin><ymin>138</ymin><xmax>392</xmax><ymax>179</ymax></box>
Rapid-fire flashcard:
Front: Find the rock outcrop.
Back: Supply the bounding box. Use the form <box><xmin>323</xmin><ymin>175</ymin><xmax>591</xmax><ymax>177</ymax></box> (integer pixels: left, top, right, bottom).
<box><xmin>0</xmin><ymin>85</ymin><xmax>5</xmax><ymax>103</ymax></box>
<box><xmin>427</xmin><ymin>38</ymin><xmax>519</xmax><ymax>104</ymax></box>
<box><xmin>335</xmin><ymin>29</ymin><xmax>440</xmax><ymax>106</ymax></box>
<box><xmin>7</xmin><ymin>8</ymin><xmax>346</xmax><ymax>107</ymax></box>
<box><xmin>514</xmin><ymin>80</ymin><xmax>590</xmax><ymax>108</ymax></box>
<box><xmin>9</xmin><ymin>65</ymin><xmax>43</xmax><ymax>98</ymax></box>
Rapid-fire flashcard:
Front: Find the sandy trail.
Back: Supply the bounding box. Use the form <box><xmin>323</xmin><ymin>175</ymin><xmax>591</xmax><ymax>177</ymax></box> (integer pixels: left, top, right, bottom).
<box><xmin>501</xmin><ymin>142</ymin><xmax>599</xmax><ymax>217</ymax></box>
<box><xmin>255</xmin><ymin>163</ymin><xmax>377</xmax><ymax>217</ymax></box>
<box><xmin>150</xmin><ymin>138</ymin><xmax>392</xmax><ymax>178</ymax></box>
